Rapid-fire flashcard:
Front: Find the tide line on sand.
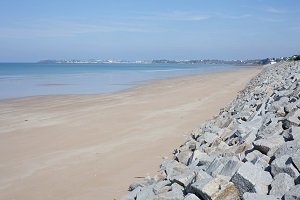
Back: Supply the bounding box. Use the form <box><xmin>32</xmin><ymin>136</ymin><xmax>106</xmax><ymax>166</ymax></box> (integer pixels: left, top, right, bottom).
<box><xmin>0</xmin><ymin>67</ymin><xmax>260</xmax><ymax>200</ymax></box>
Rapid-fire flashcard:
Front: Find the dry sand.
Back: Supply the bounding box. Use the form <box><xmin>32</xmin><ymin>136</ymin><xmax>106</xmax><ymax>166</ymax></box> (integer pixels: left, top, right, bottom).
<box><xmin>0</xmin><ymin>68</ymin><xmax>260</xmax><ymax>200</ymax></box>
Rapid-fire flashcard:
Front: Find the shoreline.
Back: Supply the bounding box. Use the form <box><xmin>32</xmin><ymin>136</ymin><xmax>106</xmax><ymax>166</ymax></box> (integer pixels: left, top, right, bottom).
<box><xmin>0</xmin><ymin>65</ymin><xmax>261</xmax><ymax>102</ymax></box>
<box><xmin>0</xmin><ymin>67</ymin><xmax>261</xmax><ymax>200</ymax></box>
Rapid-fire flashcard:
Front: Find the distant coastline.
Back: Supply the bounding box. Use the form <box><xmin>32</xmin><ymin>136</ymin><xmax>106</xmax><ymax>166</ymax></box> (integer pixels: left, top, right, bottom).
<box><xmin>37</xmin><ymin>57</ymin><xmax>287</xmax><ymax>65</ymax></box>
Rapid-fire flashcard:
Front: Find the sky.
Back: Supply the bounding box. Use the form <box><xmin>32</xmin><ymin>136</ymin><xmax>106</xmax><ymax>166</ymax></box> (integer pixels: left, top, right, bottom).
<box><xmin>0</xmin><ymin>0</ymin><xmax>300</xmax><ymax>62</ymax></box>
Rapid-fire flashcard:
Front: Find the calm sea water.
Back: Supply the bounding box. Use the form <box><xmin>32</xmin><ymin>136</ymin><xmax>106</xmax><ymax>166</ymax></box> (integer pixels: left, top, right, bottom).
<box><xmin>0</xmin><ymin>63</ymin><xmax>248</xmax><ymax>99</ymax></box>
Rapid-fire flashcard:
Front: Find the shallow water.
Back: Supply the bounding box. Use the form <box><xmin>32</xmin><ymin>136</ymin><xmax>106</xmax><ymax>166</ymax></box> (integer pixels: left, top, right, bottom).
<box><xmin>0</xmin><ymin>63</ymin><xmax>250</xmax><ymax>99</ymax></box>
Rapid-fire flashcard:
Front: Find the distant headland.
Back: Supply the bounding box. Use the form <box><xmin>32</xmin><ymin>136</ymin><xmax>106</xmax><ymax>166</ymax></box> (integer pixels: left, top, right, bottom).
<box><xmin>37</xmin><ymin>55</ymin><xmax>300</xmax><ymax>65</ymax></box>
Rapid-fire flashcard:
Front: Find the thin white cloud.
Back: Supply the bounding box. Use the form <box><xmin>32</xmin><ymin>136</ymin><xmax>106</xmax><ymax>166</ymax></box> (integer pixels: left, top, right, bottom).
<box><xmin>0</xmin><ymin>20</ymin><xmax>165</xmax><ymax>38</ymax></box>
<box><xmin>161</xmin><ymin>11</ymin><xmax>210</xmax><ymax>21</ymax></box>
<box><xmin>265</xmin><ymin>7</ymin><xmax>288</xmax><ymax>14</ymax></box>
<box><xmin>257</xmin><ymin>17</ymin><xmax>284</xmax><ymax>23</ymax></box>
<box><xmin>216</xmin><ymin>13</ymin><xmax>252</xmax><ymax>20</ymax></box>
<box><xmin>243</xmin><ymin>5</ymin><xmax>297</xmax><ymax>15</ymax></box>
<box><xmin>133</xmin><ymin>11</ymin><xmax>210</xmax><ymax>21</ymax></box>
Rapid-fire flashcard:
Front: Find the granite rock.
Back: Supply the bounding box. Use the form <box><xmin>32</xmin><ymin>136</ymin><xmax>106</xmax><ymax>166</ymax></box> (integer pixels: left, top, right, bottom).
<box><xmin>270</xmin><ymin>173</ymin><xmax>295</xmax><ymax>197</ymax></box>
<box><xmin>230</xmin><ymin>162</ymin><xmax>273</xmax><ymax>196</ymax></box>
<box><xmin>271</xmin><ymin>155</ymin><xmax>300</xmax><ymax>179</ymax></box>
<box><xmin>183</xmin><ymin>193</ymin><xmax>200</xmax><ymax>200</ymax></box>
<box><xmin>283</xmin><ymin>185</ymin><xmax>300</xmax><ymax>200</ymax></box>
<box><xmin>242</xmin><ymin>193</ymin><xmax>281</xmax><ymax>200</ymax></box>
<box><xmin>190</xmin><ymin>177</ymin><xmax>239</xmax><ymax>200</ymax></box>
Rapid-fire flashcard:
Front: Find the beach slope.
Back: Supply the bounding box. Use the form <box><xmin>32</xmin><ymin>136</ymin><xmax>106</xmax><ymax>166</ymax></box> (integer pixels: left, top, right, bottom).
<box><xmin>0</xmin><ymin>68</ymin><xmax>260</xmax><ymax>200</ymax></box>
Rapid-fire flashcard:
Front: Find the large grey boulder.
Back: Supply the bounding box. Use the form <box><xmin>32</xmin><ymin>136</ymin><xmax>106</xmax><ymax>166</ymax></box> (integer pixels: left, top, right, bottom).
<box><xmin>176</xmin><ymin>150</ymin><xmax>193</xmax><ymax>166</ymax></box>
<box><xmin>205</xmin><ymin>157</ymin><xmax>225</xmax><ymax>177</ymax></box>
<box><xmin>136</xmin><ymin>186</ymin><xmax>156</xmax><ymax>200</ymax></box>
<box><xmin>191</xmin><ymin>128</ymin><xmax>202</xmax><ymax>141</ymax></box>
<box><xmin>259</xmin><ymin>121</ymin><xmax>284</xmax><ymax>138</ymax></box>
<box><xmin>210</xmin><ymin>139</ymin><xmax>230</xmax><ymax>150</ymax></box>
<box><xmin>283</xmin><ymin>185</ymin><xmax>300</xmax><ymax>200</ymax></box>
<box><xmin>277</xmin><ymin>106</ymin><xmax>286</xmax><ymax>117</ymax></box>
<box><xmin>272</xmin><ymin>141</ymin><xmax>300</xmax><ymax>159</ymax></box>
<box><xmin>230</xmin><ymin>162</ymin><xmax>273</xmax><ymax>196</ymax></box>
<box><xmin>290</xmin><ymin>126</ymin><xmax>300</xmax><ymax>141</ymax></box>
<box><xmin>189</xmin><ymin>150</ymin><xmax>209</xmax><ymax>165</ymax></box>
<box><xmin>171</xmin><ymin>169</ymin><xmax>196</xmax><ymax>187</ymax></box>
<box><xmin>161</xmin><ymin>160</ymin><xmax>189</xmax><ymax>180</ymax></box>
<box><xmin>243</xmin><ymin>150</ymin><xmax>263</xmax><ymax>162</ymax></box>
<box><xmin>244</xmin><ymin>116</ymin><xmax>263</xmax><ymax>132</ymax></box>
<box><xmin>286</xmin><ymin>109</ymin><xmax>300</xmax><ymax>126</ymax></box>
<box><xmin>253</xmin><ymin>156</ymin><xmax>270</xmax><ymax>170</ymax></box>
<box><xmin>121</xmin><ymin>186</ymin><xmax>142</xmax><ymax>200</ymax></box>
<box><xmin>183</xmin><ymin>193</ymin><xmax>200</xmax><ymax>200</ymax></box>
<box><xmin>189</xmin><ymin>177</ymin><xmax>212</xmax><ymax>195</ymax></box>
<box><xmin>197</xmin><ymin>132</ymin><xmax>219</xmax><ymax>145</ymax></box>
<box><xmin>242</xmin><ymin>192</ymin><xmax>281</xmax><ymax>200</ymax></box>
<box><xmin>219</xmin><ymin>157</ymin><xmax>242</xmax><ymax>178</ymax></box>
<box><xmin>224</xmin><ymin>129</ymin><xmax>243</xmax><ymax>146</ymax></box>
<box><xmin>269</xmin><ymin>173</ymin><xmax>295</xmax><ymax>197</ymax></box>
<box><xmin>190</xmin><ymin>177</ymin><xmax>239</xmax><ymax>200</ymax></box>
<box><xmin>291</xmin><ymin>149</ymin><xmax>300</xmax><ymax>171</ymax></box>
<box><xmin>154</xmin><ymin>186</ymin><xmax>172</xmax><ymax>195</ymax></box>
<box><xmin>238</xmin><ymin>110</ymin><xmax>254</xmax><ymax>122</ymax></box>
<box><xmin>153</xmin><ymin>180</ymin><xmax>171</xmax><ymax>195</ymax></box>
<box><xmin>237</xmin><ymin>122</ymin><xmax>257</xmax><ymax>137</ymax></box>
<box><xmin>128</xmin><ymin>182</ymin><xmax>144</xmax><ymax>191</ymax></box>
<box><xmin>242</xmin><ymin>131</ymin><xmax>257</xmax><ymax>145</ymax></box>
<box><xmin>157</xmin><ymin>186</ymin><xmax>184</xmax><ymax>200</ymax></box>
<box><xmin>270</xmin><ymin>155</ymin><xmax>300</xmax><ymax>179</ymax></box>
<box><xmin>197</xmin><ymin>154</ymin><xmax>216</xmax><ymax>168</ymax></box>
<box><xmin>194</xmin><ymin>169</ymin><xmax>212</xmax><ymax>181</ymax></box>
<box><xmin>219</xmin><ymin>128</ymin><xmax>235</xmax><ymax>140</ymax></box>
<box><xmin>243</xmin><ymin>149</ymin><xmax>271</xmax><ymax>170</ymax></box>
<box><xmin>172</xmin><ymin>182</ymin><xmax>185</xmax><ymax>192</ymax></box>
<box><xmin>214</xmin><ymin>111</ymin><xmax>233</xmax><ymax>129</ymax></box>
<box><xmin>253</xmin><ymin>136</ymin><xmax>285</xmax><ymax>155</ymax></box>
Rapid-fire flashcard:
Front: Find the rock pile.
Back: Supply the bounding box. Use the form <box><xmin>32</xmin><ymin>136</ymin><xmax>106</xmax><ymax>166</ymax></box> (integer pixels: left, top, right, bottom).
<box><xmin>122</xmin><ymin>61</ymin><xmax>300</xmax><ymax>200</ymax></box>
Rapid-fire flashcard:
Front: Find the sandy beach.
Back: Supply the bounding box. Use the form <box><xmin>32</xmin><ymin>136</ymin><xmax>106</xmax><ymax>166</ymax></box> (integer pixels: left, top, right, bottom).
<box><xmin>0</xmin><ymin>68</ymin><xmax>260</xmax><ymax>200</ymax></box>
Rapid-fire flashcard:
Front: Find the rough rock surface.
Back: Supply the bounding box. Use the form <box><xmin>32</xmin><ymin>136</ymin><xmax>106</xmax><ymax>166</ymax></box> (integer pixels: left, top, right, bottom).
<box><xmin>230</xmin><ymin>162</ymin><xmax>272</xmax><ymax>196</ymax></box>
<box><xmin>270</xmin><ymin>173</ymin><xmax>294</xmax><ymax>197</ymax></box>
<box><xmin>242</xmin><ymin>192</ymin><xmax>281</xmax><ymax>200</ymax></box>
<box><xmin>283</xmin><ymin>185</ymin><xmax>300</xmax><ymax>200</ymax></box>
<box><xmin>183</xmin><ymin>193</ymin><xmax>200</xmax><ymax>200</ymax></box>
<box><xmin>123</xmin><ymin>61</ymin><xmax>300</xmax><ymax>200</ymax></box>
<box><xmin>270</xmin><ymin>155</ymin><xmax>300</xmax><ymax>179</ymax></box>
<box><xmin>291</xmin><ymin>149</ymin><xmax>300</xmax><ymax>172</ymax></box>
<box><xmin>190</xmin><ymin>177</ymin><xmax>239</xmax><ymax>200</ymax></box>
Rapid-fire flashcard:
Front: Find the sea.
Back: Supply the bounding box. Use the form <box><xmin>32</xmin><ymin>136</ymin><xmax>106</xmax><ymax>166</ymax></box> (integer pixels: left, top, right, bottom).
<box><xmin>0</xmin><ymin>63</ymin><xmax>250</xmax><ymax>99</ymax></box>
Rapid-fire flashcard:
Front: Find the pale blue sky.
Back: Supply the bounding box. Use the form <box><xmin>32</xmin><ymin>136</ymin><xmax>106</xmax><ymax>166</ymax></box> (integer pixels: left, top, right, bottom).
<box><xmin>0</xmin><ymin>0</ymin><xmax>300</xmax><ymax>62</ymax></box>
